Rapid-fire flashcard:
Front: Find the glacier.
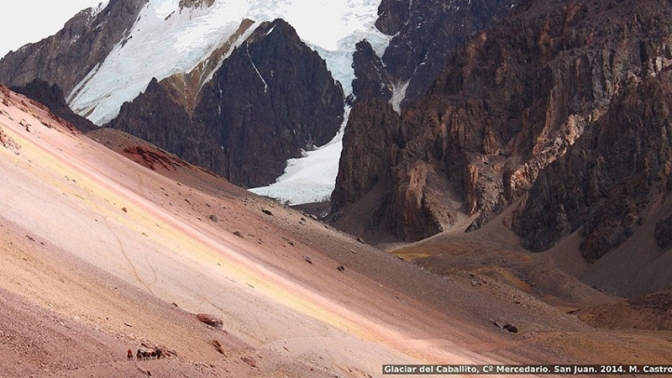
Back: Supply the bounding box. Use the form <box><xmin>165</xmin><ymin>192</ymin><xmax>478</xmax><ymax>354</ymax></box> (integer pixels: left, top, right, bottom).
<box><xmin>67</xmin><ymin>0</ymin><xmax>390</xmax><ymax>205</ymax></box>
<box><xmin>249</xmin><ymin>107</ymin><xmax>351</xmax><ymax>205</ymax></box>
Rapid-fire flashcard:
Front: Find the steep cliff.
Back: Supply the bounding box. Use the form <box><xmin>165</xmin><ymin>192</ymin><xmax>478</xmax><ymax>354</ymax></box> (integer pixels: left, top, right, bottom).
<box><xmin>515</xmin><ymin>74</ymin><xmax>672</xmax><ymax>260</ymax></box>
<box><xmin>352</xmin><ymin>0</ymin><xmax>523</xmax><ymax>108</ymax></box>
<box><xmin>351</xmin><ymin>41</ymin><xmax>393</xmax><ymax>104</ymax></box>
<box><xmin>109</xmin><ymin>19</ymin><xmax>344</xmax><ymax>188</ymax></box>
<box><xmin>334</xmin><ymin>0</ymin><xmax>672</xmax><ymax>255</ymax></box>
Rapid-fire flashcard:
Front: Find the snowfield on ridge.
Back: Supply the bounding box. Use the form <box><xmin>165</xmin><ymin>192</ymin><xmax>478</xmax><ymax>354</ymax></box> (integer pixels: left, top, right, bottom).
<box><xmin>66</xmin><ymin>0</ymin><xmax>389</xmax><ymax>205</ymax></box>
<box><xmin>67</xmin><ymin>0</ymin><xmax>388</xmax><ymax>125</ymax></box>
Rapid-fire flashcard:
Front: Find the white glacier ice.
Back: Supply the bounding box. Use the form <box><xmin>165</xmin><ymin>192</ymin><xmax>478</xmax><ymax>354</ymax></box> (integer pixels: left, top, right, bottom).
<box><xmin>69</xmin><ymin>0</ymin><xmax>390</xmax><ymax>205</ymax></box>
<box><xmin>249</xmin><ymin>107</ymin><xmax>351</xmax><ymax>205</ymax></box>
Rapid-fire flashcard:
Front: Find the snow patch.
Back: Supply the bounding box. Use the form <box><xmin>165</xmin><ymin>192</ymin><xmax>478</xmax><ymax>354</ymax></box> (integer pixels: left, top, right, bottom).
<box><xmin>246</xmin><ymin>44</ymin><xmax>269</xmax><ymax>93</ymax></box>
<box><xmin>249</xmin><ymin>107</ymin><xmax>352</xmax><ymax>205</ymax></box>
<box><xmin>390</xmin><ymin>80</ymin><xmax>409</xmax><ymax>114</ymax></box>
<box><xmin>197</xmin><ymin>20</ymin><xmax>261</xmax><ymax>93</ymax></box>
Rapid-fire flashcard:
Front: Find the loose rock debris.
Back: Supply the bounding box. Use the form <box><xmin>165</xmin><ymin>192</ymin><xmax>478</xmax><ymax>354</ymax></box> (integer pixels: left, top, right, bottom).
<box><xmin>127</xmin><ymin>346</ymin><xmax>171</xmax><ymax>361</ymax></box>
<box><xmin>241</xmin><ymin>356</ymin><xmax>257</xmax><ymax>368</ymax></box>
<box><xmin>210</xmin><ymin>340</ymin><xmax>226</xmax><ymax>355</ymax></box>
<box><xmin>493</xmin><ymin>319</ymin><xmax>518</xmax><ymax>333</ymax></box>
<box><xmin>197</xmin><ymin>313</ymin><xmax>223</xmax><ymax>328</ymax></box>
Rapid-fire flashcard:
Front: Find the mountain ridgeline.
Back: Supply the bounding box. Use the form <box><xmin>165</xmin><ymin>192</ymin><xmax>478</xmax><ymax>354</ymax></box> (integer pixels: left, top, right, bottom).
<box><xmin>0</xmin><ymin>0</ymin><xmax>149</xmax><ymax>95</ymax></box>
<box><xmin>332</xmin><ymin>0</ymin><xmax>672</xmax><ymax>294</ymax></box>
<box><xmin>108</xmin><ymin>19</ymin><xmax>345</xmax><ymax>188</ymax></box>
<box><xmin>0</xmin><ymin>0</ymin><xmax>523</xmax><ymax>189</ymax></box>
<box><xmin>1</xmin><ymin>0</ymin><xmax>672</xmax><ymax>295</ymax></box>
<box><xmin>354</xmin><ymin>0</ymin><xmax>522</xmax><ymax>106</ymax></box>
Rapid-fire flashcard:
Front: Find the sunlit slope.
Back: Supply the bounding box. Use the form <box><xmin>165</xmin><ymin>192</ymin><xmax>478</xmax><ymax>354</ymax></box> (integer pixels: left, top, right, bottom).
<box><xmin>0</xmin><ymin>87</ymin><xmax>508</xmax><ymax>376</ymax></box>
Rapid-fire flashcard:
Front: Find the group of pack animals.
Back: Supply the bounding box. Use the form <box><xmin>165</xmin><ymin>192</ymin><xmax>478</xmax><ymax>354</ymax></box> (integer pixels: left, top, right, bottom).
<box><xmin>127</xmin><ymin>348</ymin><xmax>163</xmax><ymax>361</ymax></box>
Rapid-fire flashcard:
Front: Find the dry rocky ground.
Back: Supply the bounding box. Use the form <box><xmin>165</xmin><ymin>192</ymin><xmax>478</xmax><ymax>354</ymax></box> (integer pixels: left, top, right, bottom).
<box><xmin>0</xmin><ymin>87</ymin><xmax>671</xmax><ymax>377</ymax></box>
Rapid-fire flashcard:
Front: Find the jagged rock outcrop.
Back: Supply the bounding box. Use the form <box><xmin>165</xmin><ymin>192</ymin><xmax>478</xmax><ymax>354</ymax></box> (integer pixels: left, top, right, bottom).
<box><xmin>108</xmin><ymin>76</ymin><xmax>192</xmax><ymax>157</ymax></box>
<box><xmin>179</xmin><ymin>0</ymin><xmax>214</xmax><ymax>9</ymax></box>
<box><xmin>0</xmin><ymin>0</ymin><xmax>148</xmax><ymax>94</ymax></box>
<box><xmin>332</xmin><ymin>100</ymin><xmax>401</xmax><ymax>211</ymax></box>
<box><xmin>351</xmin><ymin>41</ymin><xmax>393</xmax><ymax>104</ymax></box>
<box><xmin>109</xmin><ymin>19</ymin><xmax>344</xmax><ymax>188</ymax></box>
<box><xmin>363</xmin><ymin>0</ymin><xmax>523</xmax><ymax>108</ymax></box>
<box><xmin>514</xmin><ymin>76</ymin><xmax>672</xmax><ymax>260</ymax></box>
<box><xmin>11</xmin><ymin>79</ymin><xmax>96</xmax><ymax>132</ymax></box>
<box><xmin>333</xmin><ymin>0</ymin><xmax>672</xmax><ymax>254</ymax></box>
<box><xmin>333</xmin><ymin>99</ymin><xmax>465</xmax><ymax>241</ymax></box>
<box><xmin>375</xmin><ymin>0</ymin><xmax>410</xmax><ymax>36</ymax></box>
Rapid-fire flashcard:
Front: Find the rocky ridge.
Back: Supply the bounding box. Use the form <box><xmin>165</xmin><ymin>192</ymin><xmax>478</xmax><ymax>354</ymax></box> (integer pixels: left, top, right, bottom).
<box><xmin>351</xmin><ymin>0</ymin><xmax>523</xmax><ymax>108</ymax></box>
<box><xmin>11</xmin><ymin>79</ymin><xmax>96</xmax><ymax>133</ymax></box>
<box><xmin>108</xmin><ymin>19</ymin><xmax>344</xmax><ymax>188</ymax></box>
<box><xmin>0</xmin><ymin>0</ymin><xmax>148</xmax><ymax>95</ymax></box>
<box><xmin>333</xmin><ymin>0</ymin><xmax>672</xmax><ymax>268</ymax></box>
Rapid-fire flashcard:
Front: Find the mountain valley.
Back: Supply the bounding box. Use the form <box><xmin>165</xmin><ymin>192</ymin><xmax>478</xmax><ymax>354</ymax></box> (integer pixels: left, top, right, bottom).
<box><xmin>2</xmin><ymin>80</ymin><xmax>672</xmax><ymax>377</ymax></box>
<box><xmin>1</xmin><ymin>0</ymin><xmax>672</xmax><ymax>376</ymax></box>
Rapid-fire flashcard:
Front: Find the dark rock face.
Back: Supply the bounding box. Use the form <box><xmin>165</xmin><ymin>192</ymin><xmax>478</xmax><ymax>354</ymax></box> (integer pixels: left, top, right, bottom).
<box><xmin>508</xmin><ymin>1</ymin><xmax>672</xmax><ymax>259</ymax></box>
<box><xmin>0</xmin><ymin>0</ymin><xmax>148</xmax><ymax>95</ymax></box>
<box><xmin>332</xmin><ymin>99</ymin><xmax>455</xmax><ymax>241</ymax></box>
<box><xmin>108</xmin><ymin>77</ymin><xmax>193</xmax><ymax>163</ymax></box>
<box><xmin>110</xmin><ymin>19</ymin><xmax>344</xmax><ymax>188</ymax></box>
<box><xmin>11</xmin><ymin>79</ymin><xmax>96</xmax><ymax>132</ymax></box>
<box><xmin>199</xmin><ymin>19</ymin><xmax>344</xmax><ymax>187</ymax></box>
<box><xmin>332</xmin><ymin>100</ymin><xmax>401</xmax><ymax>211</ymax></box>
<box><xmin>656</xmin><ymin>216</ymin><xmax>672</xmax><ymax>250</ymax></box>
<box><xmin>368</xmin><ymin>0</ymin><xmax>522</xmax><ymax>107</ymax></box>
<box><xmin>351</xmin><ymin>41</ymin><xmax>393</xmax><ymax>104</ymax></box>
<box><xmin>179</xmin><ymin>0</ymin><xmax>214</xmax><ymax>9</ymax></box>
<box><xmin>515</xmin><ymin>77</ymin><xmax>672</xmax><ymax>260</ymax></box>
<box><xmin>333</xmin><ymin>0</ymin><xmax>672</xmax><ymax>252</ymax></box>
<box><xmin>375</xmin><ymin>0</ymin><xmax>410</xmax><ymax>36</ymax></box>
<box><xmin>336</xmin><ymin>0</ymin><xmax>533</xmax><ymax>239</ymax></box>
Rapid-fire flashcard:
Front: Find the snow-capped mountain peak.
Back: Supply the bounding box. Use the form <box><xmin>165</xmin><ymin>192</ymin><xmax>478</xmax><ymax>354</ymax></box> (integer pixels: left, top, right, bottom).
<box><xmin>67</xmin><ymin>0</ymin><xmax>388</xmax><ymax>126</ymax></box>
<box><xmin>2</xmin><ymin>0</ymin><xmax>525</xmax><ymax>206</ymax></box>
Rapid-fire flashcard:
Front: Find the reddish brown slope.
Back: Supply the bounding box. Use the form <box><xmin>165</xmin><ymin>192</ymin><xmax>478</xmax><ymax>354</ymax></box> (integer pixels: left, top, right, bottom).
<box><xmin>2</xmin><ymin>85</ymin><xmax>672</xmax><ymax>377</ymax></box>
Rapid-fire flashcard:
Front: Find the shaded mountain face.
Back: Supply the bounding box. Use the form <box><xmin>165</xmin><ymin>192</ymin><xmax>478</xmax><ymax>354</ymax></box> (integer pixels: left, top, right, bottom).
<box><xmin>0</xmin><ymin>0</ymin><xmax>148</xmax><ymax>95</ymax></box>
<box><xmin>108</xmin><ymin>19</ymin><xmax>344</xmax><ymax>188</ymax></box>
<box><xmin>351</xmin><ymin>41</ymin><xmax>393</xmax><ymax>104</ymax></box>
<box><xmin>351</xmin><ymin>0</ymin><xmax>523</xmax><ymax>107</ymax></box>
<box><xmin>333</xmin><ymin>0</ymin><xmax>672</xmax><ymax>259</ymax></box>
<box><xmin>514</xmin><ymin>74</ymin><xmax>672</xmax><ymax>260</ymax></box>
<box><xmin>11</xmin><ymin>79</ymin><xmax>96</xmax><ymax>133</ymax></box>
<box><xmin>0</xmin><ymin>0</ymin><xmax>526</xmax><ymax>202</ymax></box>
